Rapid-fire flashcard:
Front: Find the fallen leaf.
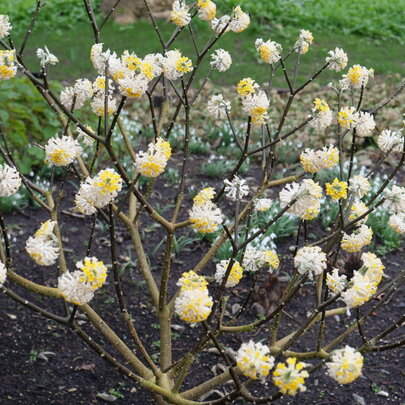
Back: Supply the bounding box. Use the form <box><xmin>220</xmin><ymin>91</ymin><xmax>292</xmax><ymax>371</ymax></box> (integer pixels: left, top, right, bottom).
<box><xmin>74</xmin><ymin>363</ymin><xmax>96</xmax><ymax>372</ymax></box>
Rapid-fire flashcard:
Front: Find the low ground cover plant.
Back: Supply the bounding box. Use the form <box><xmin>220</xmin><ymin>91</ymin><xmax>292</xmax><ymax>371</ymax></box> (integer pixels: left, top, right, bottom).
<box><xmin>0</xmin><ymin>1</ymin><xmax>404</xmax><ymax>404</ymax></box>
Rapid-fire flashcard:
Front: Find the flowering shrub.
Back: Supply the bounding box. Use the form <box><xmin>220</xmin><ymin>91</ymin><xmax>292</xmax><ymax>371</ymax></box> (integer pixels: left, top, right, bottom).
<box><xmin>0</xmin><ymin>1</ymin><xmax>404</xmax><ymax>404</ymax></box>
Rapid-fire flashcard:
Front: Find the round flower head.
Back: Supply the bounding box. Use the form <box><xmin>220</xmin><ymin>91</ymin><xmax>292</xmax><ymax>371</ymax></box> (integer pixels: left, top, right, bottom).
<box><xmin>118</xmin><ymin>73</ymin><xmax>148</xmax><ymax>98</ymax></box>
<box><xmin>197</xmin><ymin>0</ymin><xmax>216</xmax><ymax>22</ymax></box>
<box><xmin>300</xmin><ymin>145</ymin><xmax>339</xmax><ymax>173</ymax></box>
<box><xmin>175</xmin><ymin>56</ymin><xmax>193</xmax><ymax>75</ymax></box>
<box><xmin>162</xmin><ymin>50</ymin><xmax>191</xmax><ymax>80</ymax></box>
<box><xmin>170</xmin><ymin>0</ymin><xmax>191</xmax><ymax>27</ymax></box>
<box><xmin>242</xmin><ymin>248</ymin><xmax>279</xmax><ymax>272</ymax></box>
<box><xmin>34</xmin><ymin>220</ymin><xmax>57</xmax><ymax>239</ymax></box>
<box><xmin>177</xmin><ymin>270</ymin><xmax>208</xmax><ymax>291</ymax></box>
<box><xmin>338</xmin><ymin>106</ymin><xmax>359</xmax><ymax>129</ymax></box>
<box><xmin>383</xmin><ymin>185</ymin><xmax>405</xmax><ymax>214</ymax></box>
<box><xmin>0</xmin><ymin>261</ymin><xmax>7</xmax><ymax>286</ymax></box>
<box><xmin>90</xmin><ymin>43</ymin><xmax>118</xmax><ymax>75</ymax></box>
<box><xmin>237</xmin><ymin>78</ymin><xmax>258</xmax><ymax>97</ymax></box>
<box><xmin>25</xmin><ymin>236</ymin><xmax>59</xmax><ymax>266</ymax></box>
<box><xmin>76</xmin><ymin>257</ymin><xmax>108</xmax><ymax>290</ymax></box>
<box><xmin>294</xmin><ymin>29</ymin><xmax>313</xmax><ymax>54</ymax></box>
<box><xmin>210</xmin><ymin>49</ymin><xmax>232</xmax><ymax>72</ymax></box>
<box><xmin>254</xmin><ymin>198</ymin><xmax>272</xmax><ymax>212</ymax></box>
<box><xmin>58</xmin><ymin>271</ymin><xmax>94</xmax><ymax>306</ymax></box>
<box><xmin>229</xmin><ymin>6</ymin><xmax>250</xmax><ymax>33</ymax></box>
<box><xmin>301</xmin><ymin>199</ymin><xmax>321</xmax><ymax>220</ymax></box>
<box><xmin>389</xmin><ymin>213</ymin><xmax>405</xmax><ymax>234</ymax></box>
<box><xmin>349</xmin><ymin>201</ymin><xmax>369</xmax><ymax>226</ymax></box>
<box><xmin>327</xmin><ymin>346</ymin><xmax>363</xmax><ymax>384</ymax></box>
<box><xmin>0</xmin><ymin>164</ymin><xmax>21</xmax><ymax>197</ymax></box>
<box><xmin>93</xmin><ymin>168</ymin><xmax>123</xmax><ymax>198</ymax></box>
<box><xmin>355</xmin><ymin>112</ymin><xmax>376</xmax><ymax>137</ymax></box>
<box><xmin>45</xmin><ymin>135</ymin><xmax>83</xmax><ymax>167</ymax></box>
<box><xmin>75</xmin><ymin>178</ymin><xmax>107</xmax><ymax>215</ymax></box>
<box><xmin>0</xmin><ymin>50</ymin><xmax>17</xmax><ymax>80</ymax></box>
<box><xmin>326</xmin><ymin>178</ymin><xmax>348</xmax><ymax>200</ymax></box>
<box><xmin>193</xmin><ymin>187</ymin><xmax>215</xmax><ymax>206</ymax></box>
<box><xmin>236</xmin><ymin>341</ymin><xmax>275</xmax><ymax>381</ymax></box>
<box><xmin>280</xmin><ymin>179</ymin><xmax>322</xmax><ymax>217</ymax></box>
<box><xmin>341</xmin><ymin>225</ymin><xmax>373</xmax><ymax>252</ymax></box>
<box><xmin>309</xmin><ymin>98</ymin><xmax>333</xmax><ymax>130</ymax></box>
<box><xmin>341</xmin><ymin>64</ymin><xmax>374</xmax><ymax>89</ymax></box>
<box><xmin>361</xmin><ymin>252</ymin><xmax>384</xmax><ymax>285</ymax></box>
<box><xmin>255</xmin><ymin>38</ymin><xmax>282</xmax><ymax>64</ymax></box>
<box><xmin>326</xmin><ymin>268</ymin><xmax>347</xmax><ymax>294</ymax></box>
<box><xmin>175</xmin><ymin>288</ymin><xmax>213</xmax><ymax>323</ymax></box>
<box><xmin>215</xmin><ymin>259</ymin><xmax>243</xmax><ymax>287</ymax></box>
<box><xmin>74</xmin><ymin>78</ymin><xmax>94</xmax><ymax>101</ymax></box>
<box><xmin>189</xmin><ymin>201</ymin><xmax>222</xmax><ymax>233</ymax></box>
<box><xmin>135</xmin><ymin>137</ymin><xmax>172</xmax><ymax>177</ymax></box>
<box><xmin>90</xmin><ymin>95</ymin><xmax>118</xmax><ymax>117</ymax></box>
<box><xmin>242</xmin><ymin>91</ymin><xmax>269</xmax><ymax>125</ymax></box>
<box><xmin>326</xmin><ymin>47</ymin><xmax>348</xmax><ymax>72</ymax></box>
<box><xmin>341</xmin><ymin>271</ymin><xmax>377</xmax><ymax>308</ymax></box>
<box><xmin>294</xmin><ymin>246</ymin><xmax>326</xmax><ymax>280</ymax></box>
<box><xmin>224</xmin><ymin>175</ymin><xmax>249</xmax><ymax>200</ymax></box>
<box><xmin>0</xmin><ymin>15</ymin><xmax>12</xmax><ymax>40</ymax></box>
<box><xmin>261</xmin><ymin>250</ymin><xmax>280</xmax><ymax>272</ymax></box>
<box><xmin>349</xmin><ymin>175</ymin><xmax>370</xmax><ymax>198</ymax></box>
<box><xmin>377</xmin><ymin>129</ymin><xmax>404</xmax><ymax>153</ymax></box>
<box><xmin>211</xmin><ymin>15</ymin><xmax>231</xmax><ymax>34</ymax></box>
<box><xmin>273</xmin><ymin>357</ymin><xmax>309</xmax><ymax>396</ymax></box>
<box><xmin>207</xmin><ymin>94</ymin><xmax>230</xmax><ymax>120</ymax></box>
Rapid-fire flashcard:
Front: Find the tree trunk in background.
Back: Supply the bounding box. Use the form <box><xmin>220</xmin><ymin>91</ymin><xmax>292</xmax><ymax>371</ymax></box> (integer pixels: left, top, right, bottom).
<box><xmin>100</xmin><ymin>0</ymin><xmax>174</xmax><ymax>24</ymax></box>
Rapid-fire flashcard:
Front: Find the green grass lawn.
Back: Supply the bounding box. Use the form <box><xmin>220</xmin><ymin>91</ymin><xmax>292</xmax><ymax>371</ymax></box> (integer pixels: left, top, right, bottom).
<box><xmin>10</xmin><ymin>17</ymin><xmax>405</xmax><ymax>89</ymax></box>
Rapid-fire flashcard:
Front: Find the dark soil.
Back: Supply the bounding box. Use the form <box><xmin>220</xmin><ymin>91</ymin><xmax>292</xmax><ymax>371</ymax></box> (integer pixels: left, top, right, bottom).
<box><xmin>0</xmin><ymin>158</ymin><xmax>404</xmax><ymax>405</ymax></box>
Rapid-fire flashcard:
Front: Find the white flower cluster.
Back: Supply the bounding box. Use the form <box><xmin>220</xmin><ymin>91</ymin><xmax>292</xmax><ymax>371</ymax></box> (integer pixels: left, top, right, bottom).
<box><xmin>0</xmin><ymin>15</ymin><xmax>12</xmax><ymax>40</ymax></box>
<box><xmin>45</xmin><ymin>135</ymin><xmax>83</xmax><ymax>167</ymax></box>
<box><xmin>341</xmin><ymin>252</ymin><xmax>384</xmax><ymax>308</ymax></box>
<box><xmin>242</xmin><ymin>248</ymin><xmax>279</xmax><ymax>273</ymax></box>
<box><xmin>236</xmin><ymin>340</ymin><xmax>275</xmax><ymax>381</ymax></box>
<box><xmin>279</xmin><ymin>179</ymin><xmax>323</xmax><ymax>220</ymax></box>
<box><xmin>294</xmin><ymin>246</ymin><xmax>327</xmax><ymax>280</ymax></box>
<box><xmin>0</xmin><ymin>49</ymin><xmax>17</xmax><ymax>80</ymax></box>
<box><xmin>377</xmin><ymin>129</ymin><xmax>404</xmax><ymax>153</ymax></box>
<box><xmin>341</xmin><ymin>64</ymin><xmax>374</xmax><ymax>89</ymax></box>
<box><xmin>326</xmin><ymin>346</ymin><xmax>363</xmax><ymax>384</ymax></box>
<box><xmin>300</xmin><ymin>144</ymin><xmax>339</xmax><ymax>173</ymax></box>
<box><xmin>0</xmin><ymin>164</ymin><xmax>21</xmax><ymax>197</ymax></box>
<box><xmin>348</xmin><ymin>175</ymin><xmax>370</xmax><ymax>199</ymax></box>
<box><xmin>75</xmin><ymin>169</ymin><xmax>123</xmax><ymax>215</ymax></box>
<box><xmin>255</xmin><ymin>38</ymin><xmax>282</xmax><ymax>64</ymax></box>
<box><xmin>210</xmin><ymin>49</ymin><xmax>232</xmax><ymax>72</ymax></box>
<box><xmin>58</xmin><ymin>256</ymin><xmax>108</xmax><ymax>305</ymax></box>
<box><xmin>341</xmin><ymin>224</ymin><xmax>373</xmax><ymax>252</ymax></box>
<box><xmin>135</xmin><ymin>137</ymin><xmax>172</xmax><ymax>178</ymax></box>
<box><xmin>326</xmin><ymin>268</ymin><xmax>348</xmax><ymax>294</ymax></box>
<box><xmin>162</xmin><ymin>49</ymin><xmax>192</xmax><ymax>81</ymax></box>
<box><xmin>170</xmin><ymin>0</ymin><xmax>191</xmax><ymax>27</ymax></box>
<box><xmin>309</xmin><ymin>98</ymin><xmax>333</xmax><ymax>130</ymax></box>
<box><xmin>224</xmin><ymin>175</ymin><xmax>249</xmax><ymax>201</ymax></box>
<box><xmin>207</xmin><ymin>94</ymin><xmax>231</xmax><ymax>120</ymax></box>
<box><xmin>189</xmin><ymin>188</ymin><xmax>222</xmax><ymax>234</ymax></box>
<box><xmin>25</xmin><ymin>220</ymin><xmax>60</xmax><ymax>266</ymax></box>
<box><xmin>214</xmin><ymin>259</ymin><xmax>243</xmax><ymax>287</ymax></box>
<box><xmin>294</xmin><ymin>29</ymin><xmax>313</xmax><ymax>54</ymax></box>
<box><xmin>254</xmin><ymin>198</ymin><xmax>272</xmax><ymax>212</ymax></box>
<box><xmin>326</xmin><ymin>47</ymin><xmax>348</xmax><ymax>72</ymax></box>
<box><xmin>174</xmin><ymin>271</ymin><xmax>213</xmax><ymax>323</ymax></box>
